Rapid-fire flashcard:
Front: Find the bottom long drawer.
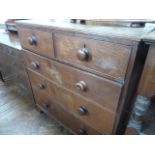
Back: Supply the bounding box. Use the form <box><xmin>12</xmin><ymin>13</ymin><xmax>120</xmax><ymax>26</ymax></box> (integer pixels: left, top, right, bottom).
<box><xmin>33</xmin><ymin>87</ymin><xmax>101</xmax><ymax>135</ymax></box>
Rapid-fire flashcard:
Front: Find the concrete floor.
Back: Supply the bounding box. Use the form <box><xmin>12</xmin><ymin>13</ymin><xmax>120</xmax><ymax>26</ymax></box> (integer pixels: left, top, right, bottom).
<box><xmin>0</xmin><ymin>81</ymin><xmax>70</xmax><ymax>135</ymax></box>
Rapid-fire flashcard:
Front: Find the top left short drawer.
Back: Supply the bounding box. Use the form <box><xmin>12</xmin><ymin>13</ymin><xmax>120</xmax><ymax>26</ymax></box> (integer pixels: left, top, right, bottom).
<box><xmin>18</xmin><ymin>27</ymin><xmax>54</xmax><ymax>58</ymax></box>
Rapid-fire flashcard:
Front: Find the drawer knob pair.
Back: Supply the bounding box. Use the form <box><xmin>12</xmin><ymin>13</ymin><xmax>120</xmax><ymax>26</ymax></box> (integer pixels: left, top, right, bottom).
<box><xmin>77</xmin><ymin>47</ymin><xmax>89</xmax><ymax>61</ymax></box>
<box><xmin>38</xmin><ymin>83</ymin><xmax>46</xmax><ymax>89</ymax></box>
<box><xmin>78</xmin><ymin>128</ymin><xmax>88</xmax><ymax>135</ymax></box>
<box><xmin>28</xmin><ymin>35</ymin><xmax>37</xmax><ymax>45</ymax></box>
<box><xmin>31</xmin><ymin>61</ymin><xmax>40</xmax><ymax>69</ymax></box>
<box><xmin>78</xmin><ymin>105</ymin><xmax>88</xmax><ymax>115</ymax></box>
<box><xmin>76</xmin><ymin>81</ymin><xmax>87</xmax><ymax>91</ymax></box>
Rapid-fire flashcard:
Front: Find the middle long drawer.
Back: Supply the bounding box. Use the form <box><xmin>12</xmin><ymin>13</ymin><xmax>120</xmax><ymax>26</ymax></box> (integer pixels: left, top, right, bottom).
<box><xmin>25</xmin><ymin>51</ymin><xmax>122</xmax><ymax>112</ymax></box>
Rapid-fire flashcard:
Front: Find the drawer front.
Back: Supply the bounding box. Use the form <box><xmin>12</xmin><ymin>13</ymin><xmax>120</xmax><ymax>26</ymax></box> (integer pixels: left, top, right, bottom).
<box><xmin>18</xmin><ymin>27</ymin><xmax>54</xmax><ymax>58</ymax></box>
<box><xmin>138</xmin><ymin>45</ymin><xmax>155</xmax><ymax>97</ymax></box>
<box><xmin>54</xmin><ymin>33</ymin><xmax>131</xmax><ymax>80</ymax></box>
<box><xmin>27</xmin><ymin>70</ymin><xmax>115</xmax><ymax>134</ymax></box>
<box><xmin>33</xmin><ymin>87</ymin><xmax>101</xmax><ymax>135</ymax></box>
<box><xmin>25</xmin><ymin>51</ymin><xmax>122</xmax><ymax>112</ymax></box>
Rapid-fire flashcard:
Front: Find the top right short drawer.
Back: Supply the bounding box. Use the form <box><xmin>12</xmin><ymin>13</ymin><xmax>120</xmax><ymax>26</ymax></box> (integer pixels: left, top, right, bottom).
<box><xmin>54</xmin><ymin>33</ymin><xmax>132</xmax><ymax>80</ymax></box>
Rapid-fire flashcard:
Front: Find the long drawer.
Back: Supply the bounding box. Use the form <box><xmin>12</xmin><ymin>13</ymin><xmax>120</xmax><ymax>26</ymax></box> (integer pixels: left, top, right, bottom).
<box><xmin>25</xmin><ymin>51</ymin><xmax>122</xmax><ymax>112</ymax></box>
<box><xmin>33</xmin><ymin>86</ymin><xmax>101</xmax><ymax>135</ymax></box>
<box><xmin>27</xmin><ymin>69</ymin><xmax>115</xmax><ymax>134</ymax></box>
<box><xmin>54</xmin><ymin>32</ymin><xmax>132</xmax><ymax>81</ymax></box>
<box><xmin>18</xmin><ymin>27</ymin><xmax>54</xmax><ymax>58</ymax></box>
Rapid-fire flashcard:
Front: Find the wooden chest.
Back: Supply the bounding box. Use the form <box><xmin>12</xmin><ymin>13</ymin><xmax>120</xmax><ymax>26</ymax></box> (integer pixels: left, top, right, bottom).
<box><xmin>17</xmin><ymin>20</ymin><xmax>154</xmax><ymax>134</ymax></box>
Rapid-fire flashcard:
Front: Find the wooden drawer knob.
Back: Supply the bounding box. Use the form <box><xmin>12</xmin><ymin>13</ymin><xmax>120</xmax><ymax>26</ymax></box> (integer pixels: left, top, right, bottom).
<box><xmin>28</xmin><ymin>35</ymin><xmax>37</xmax><ymax>45</ymax></box>
<box><xmin>77</xmin><ymin>47</ymin><xmax>89</xmax><ymax>61</ymax></box>
<box><xmin>31</xmin><ymin>61</ymin><xmax>39</xmax><ymax>69</ymax></box>
<box><xmin>76</xmin><ymin>81</ymin><xmax>87</xmax><ymax>91</ymax></box>
<box><xmin>78</xmin><ymin>128</ymin><xmax>88</xmax><ymax>135</ymax></box>
<box><xmin>38</xmin><ymin>83</ymin><xmax>45</xmax><ymax>89</ymax></box>
<box><xmin>78</xmin><ymin>106</ymin><xmax>87</xmax><ymax>115</ymax></box>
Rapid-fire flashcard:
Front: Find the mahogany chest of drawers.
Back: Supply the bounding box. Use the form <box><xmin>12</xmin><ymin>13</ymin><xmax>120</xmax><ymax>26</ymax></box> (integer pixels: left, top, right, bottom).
<box><xmin>16</xmin><ymin>20</ymin><xmax>155</xmax><ymax>134</ymax></box>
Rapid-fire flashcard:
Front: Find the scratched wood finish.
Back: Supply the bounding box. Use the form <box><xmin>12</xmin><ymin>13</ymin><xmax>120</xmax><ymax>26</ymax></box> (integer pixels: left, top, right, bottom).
<box><xmin>54</xmin><ymin>32</ymin><xmax>132</xmax><ymax>81</ymax></box>
<box><xmin>138</xmin><ymin>45</ymin><xmax>155</xmax><ymax>98</ymax></box>
<box><xmin>33</xmin><ymin>87</ymin><xmax>101</xmax><ymax>135</ymax></box>
<box><xmin>18</xmin><ymin>27</ymin><xmax>54</xmax><ymax>58</ymax></box>
<box><xmin>27</xmin><ymin>69</ymin><xmax>115</xmax><ymax>134</ymax></box>
<box><xmin>25</xmin><ymin>51</ymin><xmax>122</xmax><ymax>112</ymax></box>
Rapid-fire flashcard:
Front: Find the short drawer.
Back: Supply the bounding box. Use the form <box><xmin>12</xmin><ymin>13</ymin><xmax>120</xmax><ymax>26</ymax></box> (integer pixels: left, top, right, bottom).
<box><xmin>33</xmin><ymin>87</ymin><xmax>101</xmax><ymax>135</ymax></box>
<box><xmin>54</xmin><ymin>33</ymin><xmax>132</xmax><ymax>81</ymax></box>
<box><xmin>27</xmin><ymin>70</ymin><xmax>115</xmax><ymax>134</ymax></box>
<box><xmin>18</xmin><ymin>27</ymin><xmax>54</xmax><ymax>58</ymax></box>
<box><xmin>25</xmin><ymin>51</ymin><xmax>122</xmax><ymax>112</ymax></box>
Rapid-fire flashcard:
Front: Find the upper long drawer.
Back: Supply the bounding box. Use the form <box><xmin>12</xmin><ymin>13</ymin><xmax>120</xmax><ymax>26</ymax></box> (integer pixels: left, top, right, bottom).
<box><xmin>54</xmin><ymin>33</ymin><xmax>132</xmax><ymax>81</ymax></box>
<box><xmin>18</xmin><ymin>27</ymin><xmax>54</xmax><ymax>58</ymax></box>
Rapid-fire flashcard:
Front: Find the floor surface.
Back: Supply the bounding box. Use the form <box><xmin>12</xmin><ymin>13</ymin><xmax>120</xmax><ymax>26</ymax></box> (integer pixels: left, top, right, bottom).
<box><xmin>0</xmin><ymin>81</ymin><xmax>70</xmax><ymax>135</ymax></box>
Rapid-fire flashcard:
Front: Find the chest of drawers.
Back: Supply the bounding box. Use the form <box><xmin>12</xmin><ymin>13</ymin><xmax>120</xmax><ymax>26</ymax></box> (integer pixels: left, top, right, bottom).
<box><xmin>17</xmin><ymin>20</ymin><xmax>154</xmax><ymax>134</ymax></box>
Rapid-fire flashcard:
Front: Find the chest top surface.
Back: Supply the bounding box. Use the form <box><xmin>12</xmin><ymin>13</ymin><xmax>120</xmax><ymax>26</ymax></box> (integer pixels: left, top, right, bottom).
<box><xmin>16</xmin><ymin>20</ymin><xmax>155</xmax><ymax>45</ymax></box>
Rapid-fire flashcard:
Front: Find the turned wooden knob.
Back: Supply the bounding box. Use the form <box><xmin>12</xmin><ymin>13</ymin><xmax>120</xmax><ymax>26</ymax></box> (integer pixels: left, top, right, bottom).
<box><xmin>28</xmin><ymin>35</ymin><xmax>37</xmax><ymax>45</ymax></box>
<box><xmin>77</xmin><ymin>47</ymin><xmax>89</xmax><ymax>61</ymax></box>
<box><xmin>31</xmin><ymin>61</ymin><xmax>39</xmax><ymax>69</ymax></box>
<box><xmin>78</xmin><ymin>128</ymin><xmax>87</xmax><ymax>135</ymax></box>
<box><xmin>38</xmin><ymin>83</ymin><xmax>45</xmax><ymax>89</ymax></box>
<box><xmin>76</xmin><ymin>81</ymin><xmax>87</xmax><ymax>91</ymax></box>
<box><xmin>78</xmin><ymin>106</ymin><xmax>87</xmax><ymax>115</ymax></box>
